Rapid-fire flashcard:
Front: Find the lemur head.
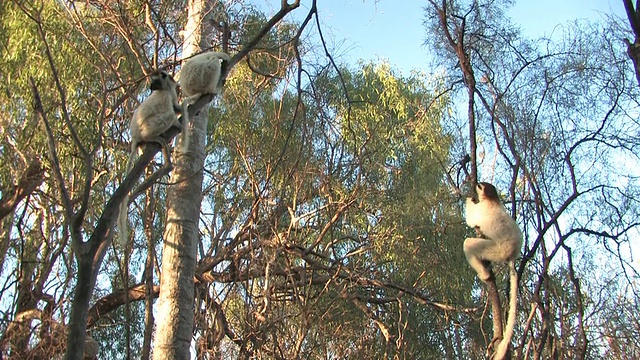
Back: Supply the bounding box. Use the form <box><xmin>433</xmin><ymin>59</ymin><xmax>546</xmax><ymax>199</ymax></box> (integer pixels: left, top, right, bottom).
<box><xmin>477</xmin><ymin>182</ymin><xmax>500</xmax><ymax>203</ymax></box>
<box><xmin>149</xmin><ymin>71</ymin><xmax>177</xmax><ymax>91</ymax></box>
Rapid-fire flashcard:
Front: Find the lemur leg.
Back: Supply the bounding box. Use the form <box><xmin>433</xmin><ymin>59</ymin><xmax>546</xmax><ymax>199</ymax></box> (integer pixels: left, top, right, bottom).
<box><xmin>463</xmin><ymin>237</ymin><xmax>497</xmax><ymax>282</ymax></box>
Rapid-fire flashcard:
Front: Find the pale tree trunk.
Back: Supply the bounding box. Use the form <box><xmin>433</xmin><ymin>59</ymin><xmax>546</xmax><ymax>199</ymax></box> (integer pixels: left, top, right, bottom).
<box><xmin>152</xmin><ymin>0</ymin><xmax>213</xmax><ymax>358</ymax></box>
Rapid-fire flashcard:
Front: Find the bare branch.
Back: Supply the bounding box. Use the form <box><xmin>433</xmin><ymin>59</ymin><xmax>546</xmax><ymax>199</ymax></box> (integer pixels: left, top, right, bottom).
<box><xmin>0</xmin><ymin>158</ymin><xmax>44</xmax><ymax>221</ymax></box>
<box><xmin>86</xmin><ymin>283</ymin><xmax>160</xmax><ymax>328</ymax></box>
<box><xmin>29</xmin><ymin>78</ymin><xmax>75</xmax><ymax>226</ymax></box>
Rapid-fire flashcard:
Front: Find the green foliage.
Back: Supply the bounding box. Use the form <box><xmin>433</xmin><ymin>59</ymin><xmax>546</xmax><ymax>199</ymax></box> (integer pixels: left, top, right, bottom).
<box><xmin>0</xmin><ymin>1</ymin><xmax>168</xmax><ymax>357</ymax></box>
<box><xmin>13</xmin><ymin>0</ymin><xmax>640</xmax><ymax>358</ymax></box>
<box><xmin>198</xmin><ymin>53</ymin><xmax>468</xmax><ymax>357</ymax></box>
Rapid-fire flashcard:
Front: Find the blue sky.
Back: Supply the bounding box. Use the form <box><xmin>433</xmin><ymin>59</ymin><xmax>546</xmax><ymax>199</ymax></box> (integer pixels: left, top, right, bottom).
<box><xmin>308</xmin><ymin>0</ymin><xmax>627</xmax><ymax>73</ymax></box>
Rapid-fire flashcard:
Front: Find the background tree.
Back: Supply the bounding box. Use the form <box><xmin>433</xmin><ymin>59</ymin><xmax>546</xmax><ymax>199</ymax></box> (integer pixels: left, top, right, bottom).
<box><xmin>0</xmin><ymin>0</ymin><xmax>639</xmax><ymax>359</ymax></box>
<box><xmin>425</xmin><ymin>0</ymin><xmax>640</xmax><ymax>358</ymax></box>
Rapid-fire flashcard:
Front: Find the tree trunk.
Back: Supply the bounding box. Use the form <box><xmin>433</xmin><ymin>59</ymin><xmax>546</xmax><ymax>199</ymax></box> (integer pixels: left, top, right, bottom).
<box><xmin>142</xmin><ymin>181</ymin><xmax>156</xmax><ymax>360</ymax></box>
<box><xmin>152</xmin><ymin>0</ymin><xmax>212</xmax><ymax>358</ymax></box>
<box><xmin>65</xmin><ymin>255</ymin><xmax>100</xmax><ymax>360</ymax></box>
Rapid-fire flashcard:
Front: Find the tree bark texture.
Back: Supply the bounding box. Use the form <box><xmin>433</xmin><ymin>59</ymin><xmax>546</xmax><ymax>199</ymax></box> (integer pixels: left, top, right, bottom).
<box><xmin>153</xmin><ymin>0</ymin><xmax>212</xmax><ymax>358</ymax></box>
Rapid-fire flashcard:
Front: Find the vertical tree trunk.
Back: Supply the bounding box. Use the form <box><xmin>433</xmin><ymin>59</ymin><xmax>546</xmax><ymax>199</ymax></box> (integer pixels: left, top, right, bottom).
<box><xmin>153</xmin><ymin>0</ymin><xmax>212</xmax><ymax>358</ymax></box>
<box><xmin>623</xmin><ymin>0</ymin><xmax>640</xmax><ymax>87</ymax></box>
<box><xmin>141</xmin><ymin>180</ymin><xmax>156</xmax><ymax>360</ymax></box>
<box><xmin>65</xmin><ymin>256</ymin><xmax>101</xmax><ymax>360</ymax></box>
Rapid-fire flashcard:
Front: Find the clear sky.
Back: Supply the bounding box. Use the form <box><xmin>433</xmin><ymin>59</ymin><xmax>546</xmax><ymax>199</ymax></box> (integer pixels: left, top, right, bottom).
<box><xmin>309</xmin><ymin>0</ymin><xmax>627</xmax><ymax>74</ymax></box>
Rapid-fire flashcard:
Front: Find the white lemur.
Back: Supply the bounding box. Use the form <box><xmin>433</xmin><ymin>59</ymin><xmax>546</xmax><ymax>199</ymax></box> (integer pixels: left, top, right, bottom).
<box><xmin>464</xmin><ymin>182</ymin><xmax>523</xmax><ymax>360</ymax></box>
<box><xmin>118</xmin><ymin>71</ymin><xmax>183</xmax><ymax>246</ymax></box>
<box><xmin>177</xmin><ymin>51</ymin><xmax>231</xmax><ymax>150</ymax></box>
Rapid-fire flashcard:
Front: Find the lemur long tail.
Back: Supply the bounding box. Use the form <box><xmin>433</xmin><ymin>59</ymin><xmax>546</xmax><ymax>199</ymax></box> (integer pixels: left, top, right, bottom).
<box><xmin>494</xmin><ymin>260</ymin><xmax>518</xmax><ymax>360</ymax></box>
<box><xmin>180</xmin><ymin>95</ymin><xmax>201</xmax><ymax>152</ymax></box>
<box><xmin>117</xmin><ymin>149</ymin><xmax>135</xmax><ymax>247</ymax></box>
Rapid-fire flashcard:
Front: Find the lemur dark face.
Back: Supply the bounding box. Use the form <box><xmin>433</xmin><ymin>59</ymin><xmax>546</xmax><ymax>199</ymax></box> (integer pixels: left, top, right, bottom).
<box><xmin>477</xmin><ymin>182</ymin><xmax>499</xmax><ymax>202</ymax></box>
<box><xmin>150</xmin><ymin>71</ymin><xmax>177</xmax><ymax>91</ymax></box>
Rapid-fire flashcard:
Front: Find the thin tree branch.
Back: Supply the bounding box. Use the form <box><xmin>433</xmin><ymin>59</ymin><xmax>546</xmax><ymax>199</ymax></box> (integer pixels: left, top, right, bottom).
<box><xmin>18</xmin><ymin>2</ymin><xmax>94</xmax><ymax>238</ymax></box>
<box><xmin>0</xmin><ymin>158</ymin><xmax>44</xmax><ymax>221</ymax></box>
<box><xmin>29</xmin><ymin>78</ymin><xmax>75</xmax><ymax>226</ymax></box>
